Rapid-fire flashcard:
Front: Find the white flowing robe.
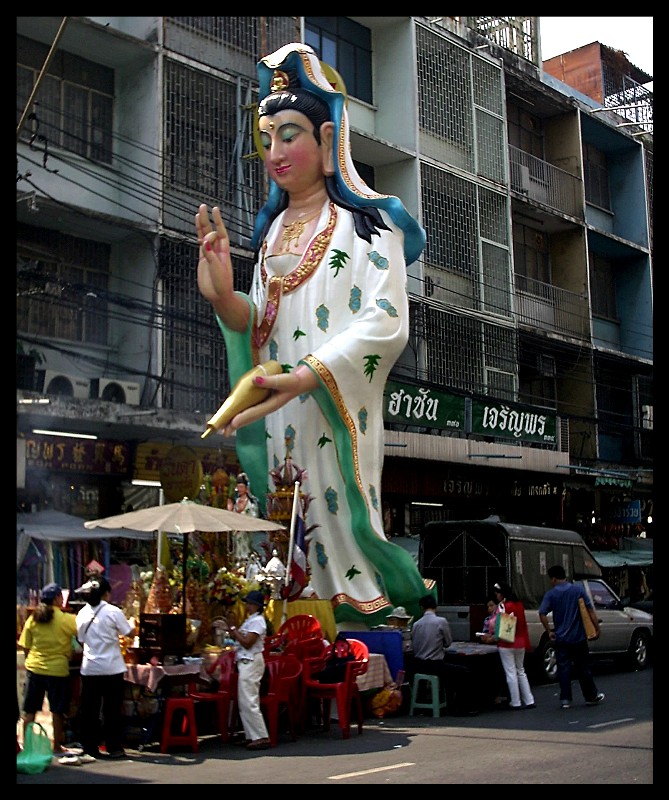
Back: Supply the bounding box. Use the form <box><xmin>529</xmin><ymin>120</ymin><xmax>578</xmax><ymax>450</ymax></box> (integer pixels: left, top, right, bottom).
<box><xmin>218</xmin><ymin>201</ymin><xmax>429</xmax><ymax>625</ymax></box>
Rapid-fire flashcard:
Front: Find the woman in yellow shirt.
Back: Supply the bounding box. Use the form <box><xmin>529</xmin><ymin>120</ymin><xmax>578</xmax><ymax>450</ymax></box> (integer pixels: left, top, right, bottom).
<box><xmin>18</xmin><ymin>583</ymin><xmax>78</xmax><ymax>753</ymax></box>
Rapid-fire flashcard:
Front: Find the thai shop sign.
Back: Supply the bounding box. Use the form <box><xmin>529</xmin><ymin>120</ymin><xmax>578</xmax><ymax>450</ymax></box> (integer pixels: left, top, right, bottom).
<box><xmin>384</xmin><ymin>380</ymin><xmax>465</xmax><ymax>431</ymax></box>
<box><xmin>25</xmin><ymin>434</ymin><xmax>131</xmax><ymax>475</ymax></box>
<box><xmin>611</xmin><ymin>499</ymin><xmax>641</xmax><ymax>523</ymax></box>
<box><xmin>471</xmin><ymin>399</ymin><xmax>556</xmax><ymax>444</ymax></box>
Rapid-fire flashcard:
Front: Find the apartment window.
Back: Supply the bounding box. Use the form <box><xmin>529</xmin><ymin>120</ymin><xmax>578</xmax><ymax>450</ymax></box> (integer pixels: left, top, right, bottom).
<box><xmin>17</xmin><ymin>225</ymin><xmax>109</xmax><ymax>346</ymax></box>
<box><xmin>304</xmin><ymin>17</ymin><xmax>372</xmax><ymax>103</ymax></box>
<box><xmin>17</xmin><ymin>35</ymin><xmax>114</xmax><ymax>164</ymax></box>
<box><xmin>164</xmin><ymin>61</ymin><xmax>263</xmax><ymax>241</ymax></box>
<box><xmin>158</xmin><ymin>238</ymin><xmax>253</xmax><ymax>413</ymax></box>
<box><xmin>507</xmin><ymin>103</ymin><xmax>544</xmax><ymax>158</ymax></box>
<box><xmin>513</xmin><ymin>222</ymin><xmax>550</xmax><ymax>285</ymax></box>
<box><xmin>590</xmin><ymin>253</ymin><xmax>617</xmax><ymax>321</ymax></box>
<box><xmin>583</xmin><ymin>143</ymin><xmax>611</xmax><ymax>210</ymax></box>
<box><xmin>416</xmin><ymin>27</ymin><xmax>505</xmax><ymax>185</ymax></box>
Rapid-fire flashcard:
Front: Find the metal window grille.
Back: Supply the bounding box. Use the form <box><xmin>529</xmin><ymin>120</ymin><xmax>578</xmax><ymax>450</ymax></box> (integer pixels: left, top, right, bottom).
<box><xmin>17</xmin><ymin>36</ymin><xmax>113</xmax><ymax>164</ymax></box>
<box><xmin>164</xmin><ymin>60</ymin><xmax>263</xmax><ymax>244</ymax></box>
<box><xmin>420</xmin><ymin>164</ymin><xmax>511</xmax><ymax>316</ymax></box>
<box><xmin>416</xmin><ymin>26</ymin><xmax>505</xmax><ymax>185</ymax></box>
<box><xmin>158</xmin><ymin>238</ymin><xmax>255</xmax><ymax>413</ymax></box>
<box><xmin>423</xmin><ymin>304</ymin><xmax>517</xmax><ymax>399</ymax></box>
<box><xmin>17</xmin><ymin>225</ymin><xmax>109</xmax><ymax>346</ymax></box>
<box><xmin>583</xmin><ymin>143</ymin><xmax>611</xmax><ymax>211</ymax></box>
<box><xmin>467</xmin><ymin>16</ymin><xmax>538</xmax><ymax>64</ymax></box>
<box><xmin>165</xmin><ymin>17</ymin><xmax>298</xmax><ymax>78</ymax></box>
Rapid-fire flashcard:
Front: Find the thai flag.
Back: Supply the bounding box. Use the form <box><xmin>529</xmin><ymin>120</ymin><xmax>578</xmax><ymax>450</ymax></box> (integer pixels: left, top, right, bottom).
<box><xmin>284</xmin><ymin>504</ymin><xmax>308</xmax><ymax>601</ymax></box>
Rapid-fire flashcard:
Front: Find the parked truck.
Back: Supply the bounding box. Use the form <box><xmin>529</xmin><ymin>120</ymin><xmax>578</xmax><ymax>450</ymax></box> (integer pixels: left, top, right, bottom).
<box><xmin>419</xmin><ymin>516</ymin><xmax>653</xmax><ymax>681</ymax></box>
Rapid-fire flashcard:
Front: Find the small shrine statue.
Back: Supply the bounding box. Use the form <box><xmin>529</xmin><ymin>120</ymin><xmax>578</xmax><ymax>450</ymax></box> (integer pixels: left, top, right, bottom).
<box><xmin>262</xmin><ymin>549</ymin><xmax>286</xmax><ymax>599</ymax></box>
<box><xmin>227</xmin><ymin>472</ymin><xmax>260</xmax><ymax>562</ymax></box>
<box><xmin>245</xmin><ymin>552</ymin><xmax>262</xmax><ymax>582</ymax></box>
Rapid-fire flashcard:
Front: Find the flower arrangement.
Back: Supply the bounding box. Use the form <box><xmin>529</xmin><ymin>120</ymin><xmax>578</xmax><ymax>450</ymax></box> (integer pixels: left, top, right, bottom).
<box><xmin>207</xmin><ymin>567</ymin><xmax>248</xmax><ymax>606</ymax></box>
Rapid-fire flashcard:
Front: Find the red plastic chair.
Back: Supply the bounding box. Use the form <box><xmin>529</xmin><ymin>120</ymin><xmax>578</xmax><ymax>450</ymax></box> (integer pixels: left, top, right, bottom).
<box><xmin>278</xmin><ymin>614</ymin><xmax>324</xmax><ymax>661</ymax></box>
<box><xmin>279</xmin><ymin>614</ymin><xmax>323</xmax><ymax>639</ymax></box>
<box><xmin>302</xmin><ymin>638</ymin><xmax>369</xmax><ymax>739</ymax></box>
<box><xmin>263</xmin><ymin>632</ymin><xmax>285</xmax><ymax>657</ymax></box>
<box><xmin>260</xmin><ymin>653</ymin><xmax>303</xmax><ymax>746</ymax></box>
<box><xmin>186</xmin><ymin>650</ymin><xmax>238</xmax><ymax>742</ymax></box>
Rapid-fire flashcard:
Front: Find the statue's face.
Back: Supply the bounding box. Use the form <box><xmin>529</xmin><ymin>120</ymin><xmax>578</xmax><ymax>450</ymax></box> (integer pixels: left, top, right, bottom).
<box><xmin>258</xmin><ymin>109</ymin><xmax>325</xmax><ymax>195</ymax></box>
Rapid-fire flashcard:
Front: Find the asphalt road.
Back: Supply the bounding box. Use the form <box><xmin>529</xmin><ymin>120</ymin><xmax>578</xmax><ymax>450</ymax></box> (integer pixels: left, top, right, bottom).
<box><xmin>17</xmin><ymin>663</ymin><xmax>653</xmax><ymax>784</ymax></box>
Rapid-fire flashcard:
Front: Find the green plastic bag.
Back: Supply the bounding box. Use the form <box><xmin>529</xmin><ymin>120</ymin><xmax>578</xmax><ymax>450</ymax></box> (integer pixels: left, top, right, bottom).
<box><xmin>17</xmin><ymin>721</ymin><xmax>53</xmax><ymax>774</ymax></box>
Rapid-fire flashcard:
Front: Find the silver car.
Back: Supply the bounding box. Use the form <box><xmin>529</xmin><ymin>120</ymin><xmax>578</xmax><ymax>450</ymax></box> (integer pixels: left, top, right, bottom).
<box><xmin>531</xmin><ymin>578</ymin><xmax>653</xmax><ymax>683</ymax></box>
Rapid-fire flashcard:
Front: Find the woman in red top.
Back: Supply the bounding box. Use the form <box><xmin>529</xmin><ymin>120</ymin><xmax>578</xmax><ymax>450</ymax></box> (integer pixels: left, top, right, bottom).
<box><xmin>482</xmin><ymin>582</ymin><xmax>536</xmax><ymax>710</ymax></box>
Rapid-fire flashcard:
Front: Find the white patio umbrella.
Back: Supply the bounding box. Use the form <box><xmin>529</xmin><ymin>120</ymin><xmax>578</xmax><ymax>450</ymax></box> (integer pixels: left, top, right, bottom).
<box><xmin>84</xmin><ymin>498</ymin><xmax>286</xmax><ymax>609</ymax></box>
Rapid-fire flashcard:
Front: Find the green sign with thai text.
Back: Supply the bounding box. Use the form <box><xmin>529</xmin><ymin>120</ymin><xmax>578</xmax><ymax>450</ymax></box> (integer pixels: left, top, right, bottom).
<box><xmin>384</xmin><ymin>380</ymin><xmax>465</xmax><ymax>431</ymax></box>
<box><xmin>471</xmin><ymin>399</ymin><xmax>556</xmax><ymax>444</ymax></box>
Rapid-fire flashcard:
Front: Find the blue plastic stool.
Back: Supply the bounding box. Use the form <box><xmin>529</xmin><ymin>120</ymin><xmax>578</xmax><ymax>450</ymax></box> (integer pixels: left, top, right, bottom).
<box><xmin>409</xmin><ymin>673</ymin><xmax>448</xmax><ymax>717</ymax></box>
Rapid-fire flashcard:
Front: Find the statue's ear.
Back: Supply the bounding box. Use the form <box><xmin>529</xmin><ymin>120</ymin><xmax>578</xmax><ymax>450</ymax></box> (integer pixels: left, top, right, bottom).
<box><xmin>320</xmin><ymin>121</ymin><xmax>335</xmax><ymax>176</ymax></box>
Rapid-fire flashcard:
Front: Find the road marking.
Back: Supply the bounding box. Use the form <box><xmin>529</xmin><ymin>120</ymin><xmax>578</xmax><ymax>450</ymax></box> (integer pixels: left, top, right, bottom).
<box><xmin>329</xmin><ymin>762</ymin><xmax>415</xmax><ymax>780</ymax></box>
<box><xmin>588</xmin><ymin>718</ymin><xmax>635</xmax><ymax>729</ymax></box>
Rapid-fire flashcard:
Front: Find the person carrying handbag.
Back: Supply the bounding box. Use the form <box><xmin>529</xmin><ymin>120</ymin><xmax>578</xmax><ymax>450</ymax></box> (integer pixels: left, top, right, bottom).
<box><xmin>18</xmin><ymin>583</ymin><xmax>78</xmax><ymax>754</ymax></box>
<box><xmin>481</xmin><ymin>582</ymin><xmax>536</xmax><ymax>710</ymax></box>
<box><xmin>61</xmin><ymin>576</ymin><xmax>134</xmax><ymax>764</ymax></box>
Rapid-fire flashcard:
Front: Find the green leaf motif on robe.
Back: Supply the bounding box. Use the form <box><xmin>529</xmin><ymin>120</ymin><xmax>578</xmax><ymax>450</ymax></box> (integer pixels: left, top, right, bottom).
<box><xmin>317</xmin><ymin>433</ymin><xmax>332</xmax><ymax>448</ymax></box>
<box><xmin>345</xmin><ymin>565</ymin><xmax>361</xmax><ymax>580</ymax></box>
<box><xmin>329</xmin><ymin>248</ymin><xmax>350</xmax><ymax>277</ymax></box>
<box><xmin>293</xmin><ymin>327</ymin><xmax>306</xmax><ymax>340</ymax></box>
<box><xmin>363</xmin><ymin>354</ymin><xmax>381</xmax><ymax>382</ymax></box>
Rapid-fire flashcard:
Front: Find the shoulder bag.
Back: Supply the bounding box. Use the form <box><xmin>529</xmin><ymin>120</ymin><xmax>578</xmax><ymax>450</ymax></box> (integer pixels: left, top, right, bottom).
<box><xmin>578</xmin><ymin>597</ymin><xmax>598</xmax><ymax>640</ymax></box>
<box><xmin>494</xmin><ymin>602</ymin><xmax>517</xmax><ymax>643</ymax></box>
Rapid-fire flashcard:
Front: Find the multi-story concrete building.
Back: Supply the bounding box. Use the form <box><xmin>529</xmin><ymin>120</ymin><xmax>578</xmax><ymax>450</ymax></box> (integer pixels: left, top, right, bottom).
<box><xmin>17</xmin><ymin>17</ymin><xmax>652</xmax><ymax>550</ymax></box>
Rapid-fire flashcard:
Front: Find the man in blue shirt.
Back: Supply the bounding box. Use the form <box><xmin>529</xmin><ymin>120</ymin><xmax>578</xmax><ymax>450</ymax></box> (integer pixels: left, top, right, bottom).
<box><xmin>539</xmin><ymin>565</ymin><xmax>604</xmax><ymax>709</ymax></box>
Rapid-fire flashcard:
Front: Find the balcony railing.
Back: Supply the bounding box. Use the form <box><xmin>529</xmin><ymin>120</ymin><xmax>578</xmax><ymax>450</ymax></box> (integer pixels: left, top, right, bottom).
<box><xmin>509</xmin><ymin>145</ymin><xmax>582</xmax><ymax>219</ymax></box>
<box><xmin>514</xmin><ymin>274</ymin><xmax>589</xmax><ymax>340</ymax></box>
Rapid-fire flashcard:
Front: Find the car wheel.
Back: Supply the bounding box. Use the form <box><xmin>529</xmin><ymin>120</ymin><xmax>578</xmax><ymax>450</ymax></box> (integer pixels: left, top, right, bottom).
<box><xmin>625</xmin><ymin>630</ymin><xmax>651</xmax><ymax>671</ymax></box>
<box><xmin>536</xmin><ymin>638</ymin><xmax>558</xmax><ymax>683</ymax></box>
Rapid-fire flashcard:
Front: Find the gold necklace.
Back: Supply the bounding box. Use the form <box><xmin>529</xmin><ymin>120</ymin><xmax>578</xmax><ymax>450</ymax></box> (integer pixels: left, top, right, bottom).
<box><xmin>280</xmin><ymin>210</ymin><xmax>320</xmax><ymax>252</ymax></box>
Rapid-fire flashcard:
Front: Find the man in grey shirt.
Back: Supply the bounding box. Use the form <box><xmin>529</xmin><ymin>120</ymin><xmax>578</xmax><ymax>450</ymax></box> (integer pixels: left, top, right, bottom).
<box><xmin>410</xmin><ymin>595</ymin><xmax>478</xmax><ymax>716</ymax></box>
<box><xmin>411</xmin><ymin>595</ymin><xmax>453</xmax><ymax>658</ymax></box>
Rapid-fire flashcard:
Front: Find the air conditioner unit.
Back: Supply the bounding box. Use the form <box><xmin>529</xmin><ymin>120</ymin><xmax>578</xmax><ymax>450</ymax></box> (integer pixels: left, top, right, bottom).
<box><xmin>518</xmin><ymin>164</ymin><xmax>531</xmax><ymax>194</ymax></box>
<box><xmin>92</xmin><ymin>378</ymin><xmax>141</xmax><ymax>406</ymax></box>
<box><xmin>511</xmin><ymin>162</ymin><xmax>531</xmax><ymax>195</ymax></box>
<box><xmin>641</xmin><ymin>404</ymin><xmax>653</xmax><ymax>430</ymax></box>
<box><xmin>42</xmin><ymin>370</ymin><xmax>91</xmax><ymax>399</ymax></box>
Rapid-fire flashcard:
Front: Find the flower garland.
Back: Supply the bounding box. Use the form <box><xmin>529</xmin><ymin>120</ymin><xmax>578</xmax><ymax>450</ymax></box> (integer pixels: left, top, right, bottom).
<box><xmin>207</xmin><ymin>566</ymin><xmax>248</xmax><ymax>606</ymax></box>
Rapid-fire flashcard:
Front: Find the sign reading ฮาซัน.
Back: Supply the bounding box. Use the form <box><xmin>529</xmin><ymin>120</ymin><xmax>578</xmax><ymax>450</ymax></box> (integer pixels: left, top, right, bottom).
<box><xmin>384</xmin><ymin>380</ymin><xmax>465</xmax><ymax>430</ymax></box>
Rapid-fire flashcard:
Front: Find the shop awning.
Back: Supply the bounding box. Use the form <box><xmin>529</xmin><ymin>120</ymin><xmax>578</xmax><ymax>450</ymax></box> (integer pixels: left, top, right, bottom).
<box><xmin>591</xmin><ymin>541</ymin><xmax>653</xmax><ymax>568</ymax></box>
<box><xmin>17</xmin><ymin>509</ymin><xmax>154</xmax><ymax>542</ymax></box>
